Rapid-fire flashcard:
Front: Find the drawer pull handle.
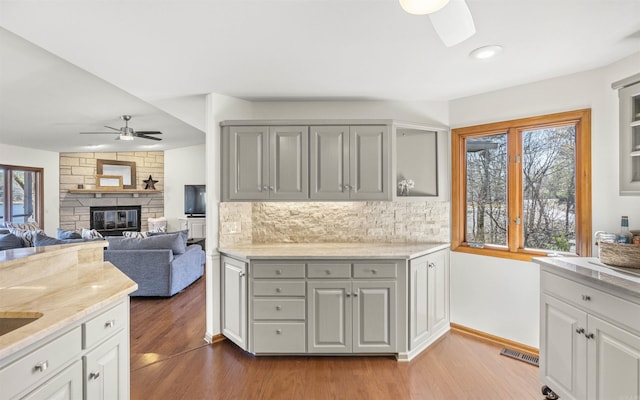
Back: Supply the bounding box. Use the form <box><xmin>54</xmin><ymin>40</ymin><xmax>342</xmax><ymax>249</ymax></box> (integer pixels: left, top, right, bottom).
<box><xmin>89</xmin><ymin>371</ymin><xmax>101</xmax><ymax>380</ymax></box>
<box><xmin>105</xmin><ymin>320</ymin><xmax>116</xmax><ymax>329</ymax></box>
<box><xmin>276</xmin><ymin>329</ymin><xmax>282</xmax><ymax>334</ymax></box>
<box><xmin>276</xmin><ymin>269</ymin><xmax>282</xmax><ymax>275</ymax></box>
<box><xmin>276</xmin><ymin>305</ymin><xmax>282</xmax><ymax>311</ymax></box>
<box><xmin>276</xmin><ymin>288</ymin><xmax>282</xmax><ymax>293</ymax></box>
<box><xmin>582</xmin><ymin>294</ymin><xmax>591</xmax><ymax>301</ymax></box>
<box><xmin>576</xmin><ymin>328</ymin><xmax>585</xmax><ymax>334</ymax></box>
<box><xmin>585</xmin><ymin>333</ymin><xmax>595</xmax><ymax>340</ymax></box>
<box><xmin>34</xmin><ymin>361</ymin><xmax>48</xmax><ymax>372</ymax></box>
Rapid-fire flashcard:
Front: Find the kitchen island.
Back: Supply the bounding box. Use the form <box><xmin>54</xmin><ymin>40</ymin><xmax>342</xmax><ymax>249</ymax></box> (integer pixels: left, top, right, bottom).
<box><xmin>0</xmin><ymin>241</ymin><xmax>137</xmax><ymax>400</ymax></box>
<box><xmin>219</xmin><ymin>242</ymin><xmax>450</xmax><ymax>361</ymax></box>
<box><xmin>535</xmin><ymin>256</ymin><xmax>640</xmax><ymax>400</ymax></box>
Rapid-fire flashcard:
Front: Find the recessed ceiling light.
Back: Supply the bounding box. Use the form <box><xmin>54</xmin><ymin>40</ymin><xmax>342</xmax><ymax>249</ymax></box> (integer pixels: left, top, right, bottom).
<box><xmin>469</xmin><ymin>45</ymin><xmax>503</xmax><ymax>60</ymax></box>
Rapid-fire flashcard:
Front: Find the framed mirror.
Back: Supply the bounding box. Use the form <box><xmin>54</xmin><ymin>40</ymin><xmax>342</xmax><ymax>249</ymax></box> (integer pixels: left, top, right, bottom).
<box><xmin>97</xmin><ymin>159</ymin><xmax>137</xmax><ymax>189</ymax></box>
<box><xmin>96</xmin><ymin>174</ymin><xmax>123</xmax><ymax>189</ymax></box>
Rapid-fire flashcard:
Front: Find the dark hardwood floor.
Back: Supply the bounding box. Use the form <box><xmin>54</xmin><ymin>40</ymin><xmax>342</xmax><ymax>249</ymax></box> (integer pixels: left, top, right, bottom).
<box><xmin>130</xmin><ymin>276</ymin><xmax>543</xmax><ymax>400</ymax></box>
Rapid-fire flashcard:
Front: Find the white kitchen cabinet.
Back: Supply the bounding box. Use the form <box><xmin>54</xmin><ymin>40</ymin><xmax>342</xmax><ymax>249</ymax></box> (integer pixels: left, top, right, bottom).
<box><xmin>539</xmin><ymin>264</ymin><xmax>640</xmax><ymax>400</ymax></box>
<box><xmin>307</xmin><ymin>280</ymin><xmax>351</xmax><ymax>353</ymax></box>
<box><xmin>309</xmin><ymin>125</ymin><xmax>390</xmax><ymax>201</ymax></box>
<box><xmin>408</xmin><ymin>249</ymin><xmax>449</xmax><ymax>351</ymax></box>
<box><xmin>221</xmin><ymin>256</ymin><xmax>248</xmax><ymax>350</ymax></box>
<box><xmin>224</xmin><ymin>125</ymin><xmax>309</xmax><ymax>200</ymax></box>
<box><xmin>613</xmin><ymin>73</ymin><xmax>640</xmax><ymax>195</ymax></box>
<box><xmin>0</xmin><ymin>299</ymin><xmax>130</xmax><ymax>400</ymax></box>
<box><xmin>178</xmin><ymin>217</ymin><xmax>206</xmax><ymax>239</ymax></box>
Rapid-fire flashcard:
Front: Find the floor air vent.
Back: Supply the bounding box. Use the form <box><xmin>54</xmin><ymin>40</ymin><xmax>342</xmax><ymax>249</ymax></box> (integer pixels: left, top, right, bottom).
<box><xmin>500</xmin><ymin>348</ymin><xmax>539</xmax><ymax>366</ymax></box>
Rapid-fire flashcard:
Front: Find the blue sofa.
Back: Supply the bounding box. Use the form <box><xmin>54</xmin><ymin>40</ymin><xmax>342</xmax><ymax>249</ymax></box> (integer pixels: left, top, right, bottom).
<box><xmin>104</xmin><ymin>233</ymin><xmax>205</xmax><ymax>297</ymax></box>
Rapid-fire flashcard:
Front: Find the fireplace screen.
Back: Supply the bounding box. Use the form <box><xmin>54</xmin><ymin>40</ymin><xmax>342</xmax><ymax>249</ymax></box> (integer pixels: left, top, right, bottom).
<box><xmin>90</xmin><ymin>206</ymin><xmax>141</xmax><ymax>236</ymax></box>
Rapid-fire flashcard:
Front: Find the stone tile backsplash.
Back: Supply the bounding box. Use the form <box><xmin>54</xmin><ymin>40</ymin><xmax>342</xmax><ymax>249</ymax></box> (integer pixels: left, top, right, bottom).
<box><xmin>218</xmin><ymin>200</ymin><xmax>450</xmax><ymax>247</ymax></box>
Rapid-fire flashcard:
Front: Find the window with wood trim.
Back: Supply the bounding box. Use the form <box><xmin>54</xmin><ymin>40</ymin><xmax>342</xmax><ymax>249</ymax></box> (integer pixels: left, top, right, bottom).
<box><xmin>0</xmin><ymin>164</ymin><xmax>44</xmax><ymax>228</ymax></box>
<box><xmin>451</xmin><ymin>109</ymin><xmax>592</xmax><ymax>261</ymax></box>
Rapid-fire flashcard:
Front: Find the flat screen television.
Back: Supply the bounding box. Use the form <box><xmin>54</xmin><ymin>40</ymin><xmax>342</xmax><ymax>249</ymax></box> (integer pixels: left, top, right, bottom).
<box><xmin>184</xmin><ymin>185</ymin><xmax>206</xmax><ymax>217</ymax></box>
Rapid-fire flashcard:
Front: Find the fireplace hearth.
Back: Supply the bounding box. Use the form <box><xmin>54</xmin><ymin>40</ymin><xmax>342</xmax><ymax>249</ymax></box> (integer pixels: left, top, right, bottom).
<box><xmin>90</xmin><ymin>206</ymin><xmax>141</xmax><ymax>236</ymax></box>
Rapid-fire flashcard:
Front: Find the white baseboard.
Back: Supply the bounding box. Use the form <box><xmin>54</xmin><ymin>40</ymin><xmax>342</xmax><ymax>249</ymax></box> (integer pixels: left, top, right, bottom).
<box><xmin>396</xmin><ymin>323</ymin><xmax>450</xmax><ymax>362</ymax></box>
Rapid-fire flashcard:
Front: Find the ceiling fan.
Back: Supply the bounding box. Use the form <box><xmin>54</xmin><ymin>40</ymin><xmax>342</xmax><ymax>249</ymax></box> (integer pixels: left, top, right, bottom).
<box><xmin>399</xmin><ymin>0</ymin><xmax>476</xmax><ymax>47</ymax></box>
<box><xmin>80</xmin><ymin>115</ymin><xmax>163</xmax><ymax>141</ymax></box>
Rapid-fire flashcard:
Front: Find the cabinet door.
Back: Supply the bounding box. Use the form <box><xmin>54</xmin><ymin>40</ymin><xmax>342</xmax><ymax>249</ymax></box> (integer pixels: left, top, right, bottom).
<box><xmin>228</xmin><ymin>126</ymin><xmax>270</xmax><ymax>200</ymax></box>
<box><xmin>587</xmin><ymin>315</ymin><xmax>640</xmax><ymax>400</ymax></box>
<box><xmin>21</xmin><ymin>361</ymin><xmax>83</xmax><ymax>400</ymax></box>
<box><xmin>352</xmin><ymin>280</ymin><xmax>396</xmax><ymax>353</ymax></box>
<box><xmin>269</xmin><ymin>126</ymin><xmax>309</xmax><ymax>200</ymax></box>
<box><xmin>189</xmin><ymin>218</ymin><xmax>206</xmax><ymax>239</ymax></box>
<box><xmin>222</xmin><ymin>257</ymin><xmax>247</xmax><ymax>350</ymax></box>
<box><xmin>409</xmin><ymin>255</ymin><xmax>430</xmax><ymax>350</ymax></box>
<box><xmin>309</xmin><ymin>126</ymin><xmax>350</xmax><ymax>200</ymax></box>
<box><xmin>84</xmin><ymin>332</ymin><xmax>128</xmax><ymax>400</ymax></box>
<box><xmin>427</xmin><ymin>251</ymin><xmax>448</xmax><ymax>333</ymax></box>
<box><xmin>540</xmin><ymin>294</ymin><xmax>587</xmax><ymax>400</ymax></box>
<box><xmin>618</xmin><ymin>81</ymin><xmax>640</xmax><ymax>194</ymax></box>
<box><xmin>307</xmin><ymin>280</ymin><xmax>351</xmax><ymax>353</ymax></box>
<box><xmin>349</xmin><ymin>126</ymin><xmax>390</xmax><ymax>200</ymax></box>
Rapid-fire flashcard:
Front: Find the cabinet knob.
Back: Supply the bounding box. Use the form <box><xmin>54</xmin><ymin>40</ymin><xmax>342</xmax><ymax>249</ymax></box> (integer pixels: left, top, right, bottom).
<box><xmin>346</xmin><ymin>292</ymin><xmax>351</xmax><ymax>297</ymax></box>
<box><xmin>89</xmin><ymin>371</ymin><xmax>101</xmax><ymax>380</ymax></box>
<box><xmin>371</xmin><ymin>269</ymin><xmax>377</xmax><ymax>274</ymax></box>
<box><xmin>276</xmin><ymin>305</ymin><xmax>282</xmax><ymax>311</ymax></box>
<box><xmin>34</xmin><ymin>361</ymin><xmax>48</xmax><ymax>372</ymax></box>
<box><xmin>353</xmin><ymin>291</ymin><xmax>358</xmax><ymax>297</ymax></box>
<box><xmin>581</xmin><ymin>294</ymin><xmax>591</xmax><ymax>301</ymax></box>
<box><xmin>239</xmin><ymin>272</ymin><xmax>246</xmax><ymax>278</ymax></box>
<box><xmin>428</xmin><ymin>262</ymin><xmax>436</xmax><ymax>269</ymax></box>
<box><xmin>105</xmin><ymin>320</ymin><xmax>115</xmax><ymax>329</ymax></box>
<box><xmin>576</xmin><ymin>327</ymin><xmax>585</xmax><ymax>334</ymax></box>
<box><xmin>269</xmin><ymin>186</ymin><xmax>274</xmax><ymax>191</ymax></box>
<box><xmin>276</xmin><ymin>329</ymin><xmax>282</xmax><ymax>335</ymax></box>
<box><xmin>276</xmin><ymin>287</ymin><xmax>282</xmax><ymax>293</ymax></box>
<box><xmin>275</xmin><ymin>269</ymin><xmax>282</xmax><ymax>275</ymax></box>
<box><xmin>585</xmin><ymin>333</ymin><xmax>595</xmax><ymax>340</ymax></box>
<box><xmin>262</xmin><ymin>185</ymin><xmax>269</xmax><ymax>191</ymax></box>
<box><xmin>326</xmin><ymin>270</ymin><xmax>331</xmax><ymax>275</ymax></box>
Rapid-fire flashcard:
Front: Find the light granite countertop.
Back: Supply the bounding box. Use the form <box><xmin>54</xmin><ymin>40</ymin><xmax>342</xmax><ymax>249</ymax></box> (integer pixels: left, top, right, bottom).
<box><xmin>218</xmin><ymin>242</ymin><xmax>450</xmax><ymax>260</ymax></box>
<box><xmin>0</xmin><ymin>241</ymin><xmax>137</xmax><ymax>360</ymax></box>
<box><xmin>534</xmin><ymin>256</ymin><xmax>640</xmax><ymax>298</ymax></box>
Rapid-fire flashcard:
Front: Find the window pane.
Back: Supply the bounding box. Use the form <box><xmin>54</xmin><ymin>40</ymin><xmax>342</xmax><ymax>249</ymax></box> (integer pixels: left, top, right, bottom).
<box><xmin>11</xmin><ymin>170</ymin><xmax>37</xmax><ymax>224</ymax></box>
<box><xmin>522</xmin><ymin>125</ymin><xmax>576</xmax><ymax>252</ymax></box>
<box><xmin>465</xmin><ymin>134</ymin><xmax>508</xmax><ymax>246</ymax></box>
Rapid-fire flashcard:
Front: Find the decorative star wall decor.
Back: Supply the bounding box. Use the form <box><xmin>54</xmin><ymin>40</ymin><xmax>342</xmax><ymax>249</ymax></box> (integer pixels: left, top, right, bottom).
<box><xmin>143</xmin><ymin>175</ymin><xmax>158</xmax><ymax>190</ymax></box>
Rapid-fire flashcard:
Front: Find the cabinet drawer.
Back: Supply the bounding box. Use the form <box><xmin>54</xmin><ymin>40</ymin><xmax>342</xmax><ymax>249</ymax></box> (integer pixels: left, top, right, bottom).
<box><xmin>83</xmin><ymin>301</ymin><xmax>128</xmax><ymax>349</ymax></box>
<box><xmin>542</xmin><ymin>271</ymin><xmax>640</xmax><ymax>334</ymax></box>
<box><xmin>253</xmin><ymin>281</ymin><xmax>305</xmax><ymax>296</ymax></box>
<box><xmin>253</xmin><ymin>322</ymin><xmax>306</xmax><ymax>353</ymax></box>
<box><xmin>0</xmin><ymin>326</ymin><xmax>81</xmax><ymax>400</ymax></box>
<box><xmin>253</xmin><ymin>299</ymin><xmax>305</xmax><ymax>320</ymax></box>
<box><xmin>253</xmin><ymin>263</ymin><xmax>305</xmax><ymax>278</ymax></box>
<box><xmin>307</xmin><ymin>263</ymin><xmax>351</xmax><ymax>278</ymax></box>
<box><xmin>353</xmin><ymin>263</ymin><xmax>397</xmax><ymax>278</ymax></box>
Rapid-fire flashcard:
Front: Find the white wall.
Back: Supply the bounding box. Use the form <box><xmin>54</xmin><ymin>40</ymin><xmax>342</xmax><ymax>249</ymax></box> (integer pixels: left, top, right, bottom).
<box><xmin>0</xmin><ymin>143</ymin><xmax>59</xmax><ymax>236</ymax></box>
<box><xmin>164</xmin><ymin>144</ymin><xmax>206</xmax><ymax>231</ymax></box>
<box><xmin>449</xmin><ymin>51</ymin><xmax>640</xmax><ymax>348</ymax></box>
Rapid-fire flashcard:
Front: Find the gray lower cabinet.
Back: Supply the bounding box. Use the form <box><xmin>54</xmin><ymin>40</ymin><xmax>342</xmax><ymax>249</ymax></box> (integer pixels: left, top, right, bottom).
<box><xmin>0</xmin><ymin>299</ymin><xmax>130</xmax><ymax>400</ymax></box>
<box><xmin>221</xmin><ymin>256</ymin><xmax>248</xmax><ymax>350</ymax></box>
<box><xmin>224</xmin><ymin>125</ymin><xmax>309</xmax><ymax>200</ymax></box>
<box><xmin>409</xmin><ymin>250</ymin><xmax>449</xmax><ymax>351</ymax></box>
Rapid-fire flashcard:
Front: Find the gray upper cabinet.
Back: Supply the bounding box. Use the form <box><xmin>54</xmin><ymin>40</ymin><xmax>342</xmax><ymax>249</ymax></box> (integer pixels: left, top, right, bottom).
<box><xmin>310</xmin><ymin>125</ymin><xmax>390</xmax><ymax>201</ymax></box>
<box><xmin>225</xmin><ymin>125</ymin><xmax>309</xmax><ymax>200</ymax></box>
<box><xmin>613</xmin><ymin>74</ymin><xmax>640</xmax><ymax>195</ymax></box>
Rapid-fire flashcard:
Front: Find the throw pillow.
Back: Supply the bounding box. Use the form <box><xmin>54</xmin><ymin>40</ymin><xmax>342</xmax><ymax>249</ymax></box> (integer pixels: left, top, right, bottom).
<box><xmin>8</xmin><ymin>228</ymin><xmax>43</xmax><ymax>247</ymax></box>
<box><xmin>56</xmin><ymin>228</ymin><xmax>82</xmax><ymax>240</ymax></box>
<box><xmin>148</xmin><ymin>229</ymin><xmax>188</xmax><ymax>243</ymax></box>
<box><xmin>123</xmin><ymin>231</ymin><xmax>149</xmax><ymax>239</ymax></box>
<box><xmin>0</xmin><ymin>233</ymin><xmax>24</xmax><ymax>250</ymax></box>
<box><xmin>34</xmin><ymin>232</ymin><xmax>66</xmax><ymax>246</ymax></box>
<box><xmin>4</xmin><ymin>221</ymin><xmax>39</xmax><ymax>231</ymax></box>
<box><xmin>81</xmin><ymin>228</ymin><xmax>104</xmax><ymax>239</ymax></box>
<box><xmin>150</xmin><ymin>226</ymin><xmax>167</xmax><ymax>233</ymax></box>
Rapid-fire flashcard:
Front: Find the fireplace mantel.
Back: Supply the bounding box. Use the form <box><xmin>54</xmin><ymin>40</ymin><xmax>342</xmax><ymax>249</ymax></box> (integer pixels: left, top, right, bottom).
<box><xmin>68</xmin><ymin>189</ymin><xmax>161</xmax><ymax>198</ymax></box>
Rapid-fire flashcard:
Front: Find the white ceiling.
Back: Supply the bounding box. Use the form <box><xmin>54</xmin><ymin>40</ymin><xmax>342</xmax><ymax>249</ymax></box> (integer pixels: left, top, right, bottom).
<box><xmin>1</xmin><ymin>0</ymin><xmax>639</xmax><ymax>152</ymax></box>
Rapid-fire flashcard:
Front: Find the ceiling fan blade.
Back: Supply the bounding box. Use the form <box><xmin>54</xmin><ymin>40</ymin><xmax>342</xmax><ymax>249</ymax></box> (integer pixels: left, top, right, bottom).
<box><xmin>104</xmin><ymin>125</ymin><xmax>121</xmax><ymax>131</ymax></box>
<box><xmin>429</xmin><ymin>0</ymin><xmax>476</xmax><ymax>47</ymax></box>
<box><xmin>80</xmin><ymin>131</ymin><xmax>118</xmax><ymax>134</ymax></box>
<box><xmin>135</xmin><ymin>131</ymin><xmax>163</xmax><ymax>135</ymax></box>
<box><xmin>136</xmin><ymin>134</ymin><xmax>163</xmax><ymax>141</ymax></box>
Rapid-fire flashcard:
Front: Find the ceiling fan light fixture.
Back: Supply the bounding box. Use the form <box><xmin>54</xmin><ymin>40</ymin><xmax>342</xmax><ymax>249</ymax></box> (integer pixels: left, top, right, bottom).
<box><xmin>117</xmin><ymin>134</ymin><xmax>135</xmax><ymax>141</ymax></box>
<box><xmin>399</xmin><ymin>0</ymin><xmax>450</xmax><ymax>15</ymax></box>
<box><xmin>469</xmin><ymin>45</ymin><xmax>504</xmax><ymax>60</ymax></box>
